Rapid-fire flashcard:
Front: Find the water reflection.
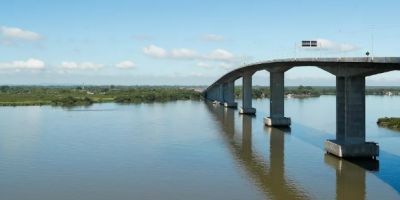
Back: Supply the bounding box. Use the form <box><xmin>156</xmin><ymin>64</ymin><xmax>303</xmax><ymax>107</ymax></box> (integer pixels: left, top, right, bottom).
<box><xmin>206</xmin><ymin>102</ymin><xmax>309</xmax><ymax>200</ymax></box>
<box><xmin>205</xmin><ymin>101</ymin><xmax>400</xmax><ymax>199</ymax></box>
<box><xmin>324</xmin><ymin>154</ymin><xmax>366</xmax><ymax>200</ymax></box>
<box><xmin>242</xmin><ymin>114</ymin><xmax>252</xmax><ymax>156</ymax></box>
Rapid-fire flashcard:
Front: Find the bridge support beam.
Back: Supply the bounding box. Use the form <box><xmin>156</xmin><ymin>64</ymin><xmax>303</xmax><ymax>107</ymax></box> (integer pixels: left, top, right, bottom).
<box><xmin>264</xmin><ymin>71</ymin><xmax>291</xmax><ymax>127</ymax></box>
<box><xmin>240</xmin><ymin>73</ymin><xmax>256</xmax><ymax>114</ymax></box>
<box><xmin>208</xmin><ymin>86</ymin><xmax>221</xmax><ymax>103</ymax></box>
<box><xmin>215</xmin><ymin>84</ymin><xmax>224</xmax><ymax>104</ymax></box>
<box><xmin>325</xmin><ymin>76</ymin><xmax>379</xmax><ymax>158</ymax></box>
<box><xmin>223</xmin><ymin>82</ymin><xmax>237</xmax><ymax>108</ymax></box>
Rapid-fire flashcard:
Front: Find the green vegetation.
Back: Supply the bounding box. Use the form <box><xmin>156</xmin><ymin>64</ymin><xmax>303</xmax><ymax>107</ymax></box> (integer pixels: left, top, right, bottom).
<box><xmin>0</xmin><ymin>86</ymin><xmax>202</xmax><ymax>107</ymax></box>
<box><xmin>52</xmin><ymin>96</ymin><xmax>94</xmax><ymax>107</ymax></box>
<box><xmin>286</xmin><ymin>85</ymin><xmax>321</xmax><ymax>98</ymax></box>
<box><xmin>235</xmin><ymin>85</ymin><xmax>322</xmax><ymax>99</ymax></box>
<box><xmin>235</xmin><ymin>86</ymin><xmax>400</xmax><ymax>99</ymax></box>
<box><xmin>1</xmin><ymin>85</ymin><xmax>400</xmax><ymax>107</ymax></box>
<box><xmin>114</xmin><ymin>87</ymin><xmax>201</xmax><ymax>103</ymax></box>
<box><xmin>377</xmin><ymin>117</ymin><xmax>400</xmax><ymax>131</ymax></box>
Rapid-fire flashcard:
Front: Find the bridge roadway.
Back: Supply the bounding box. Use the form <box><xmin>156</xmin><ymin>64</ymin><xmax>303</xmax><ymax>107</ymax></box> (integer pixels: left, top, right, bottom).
<box><xmin>202</xmin><ymin>57</ymin><xmax>400</xmax><ymax>158</ymax></box>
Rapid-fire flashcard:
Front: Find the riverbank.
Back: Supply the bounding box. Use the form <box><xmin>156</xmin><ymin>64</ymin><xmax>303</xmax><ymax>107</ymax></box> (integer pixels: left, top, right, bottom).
<box><xmin>2</xmin><ymin>85</ymin><xmax>400</xmax><ymax>107</ymax></box>
<box><xmin>0</xmin><ymin>86</ymin><xmax>202</xmax><ymax>107</ymax></box>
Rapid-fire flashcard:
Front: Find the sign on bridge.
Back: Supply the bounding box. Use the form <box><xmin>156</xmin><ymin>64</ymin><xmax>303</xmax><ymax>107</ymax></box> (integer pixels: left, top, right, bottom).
<box><xmin>302</xmin><ymin>40</ymin><xmax>318</xmax><ymax>47</ymax></box>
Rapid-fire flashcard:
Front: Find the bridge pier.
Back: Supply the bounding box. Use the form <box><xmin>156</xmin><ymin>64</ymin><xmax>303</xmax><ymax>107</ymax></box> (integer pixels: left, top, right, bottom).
<box><xmin>218</xmin><ymin>84</ymin><xmax>224</xmax><ymax>104</ymax></box>
<box><xmin>203</xmin><ymin>57</ymin><xmax>400</xmax><ymax>158</ymax></box>
<box><xmin>264</xmin><ymin>71</ymin><xmax>291</xmax><ymax>127</ymax></box>
<box><xmin>325</xmin><ymin>76</ymin><xmax>379</xmax><ymax>158</ymax></box>
<box><xmin>240</xmin><ymin>73</ymin><xmax>256</xmax><ymax>114</ymax></box>
<box><xmin>223</xmin><ymin>82</ymin><xmax>237</xmax><ymax>108</ymax></box>
<box><xmin>208</xmin><ymin>86</ymin><xmax>222</xmax><ymax>103</ymax></box>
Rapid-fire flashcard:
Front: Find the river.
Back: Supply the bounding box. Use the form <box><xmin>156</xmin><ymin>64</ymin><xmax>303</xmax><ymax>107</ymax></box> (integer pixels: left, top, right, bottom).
<box><xmin>0</xmin><ymin>95</ymin><xmax>399</xmax><ymax>199</ymax></box>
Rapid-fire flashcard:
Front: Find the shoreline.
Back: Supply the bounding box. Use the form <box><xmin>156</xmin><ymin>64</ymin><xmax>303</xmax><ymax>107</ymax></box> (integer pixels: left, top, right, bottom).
<box><xmin>2</xmin><ymin>94</ymin><xmax>399</xmax><ymax>107</ymax></box>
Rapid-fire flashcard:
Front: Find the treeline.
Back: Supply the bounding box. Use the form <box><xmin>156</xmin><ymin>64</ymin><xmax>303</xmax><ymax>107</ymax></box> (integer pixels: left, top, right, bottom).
<box><xmin>234</xmin><ymin>86</ymin><xmax>400</xmax><ymax>99</ymax></box>
<box><xmin>0</xmin><ymin>86</ymin><xmax>202</xmax><ymax>107</ymax></box>
<box><xmin>1</xmin><ymin>85</ymin><xmax>400</xmax><ymax>107</ymax></box>
<box><xmin>234</xmin><ymin>86</ymin><xmax>328</xmax><ymax>99</ymax></box>
<box><xmin>114</xmin><ymin>87</ymin><xmax>201</xmax><ymax>103</ymax></box>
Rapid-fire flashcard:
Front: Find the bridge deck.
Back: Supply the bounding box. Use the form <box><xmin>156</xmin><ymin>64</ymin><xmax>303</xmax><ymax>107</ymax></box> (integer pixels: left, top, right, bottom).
<box><xmin>204</xmin><ymin>57</ymin><xmax>400</xmax><ymax>93</ymax></box>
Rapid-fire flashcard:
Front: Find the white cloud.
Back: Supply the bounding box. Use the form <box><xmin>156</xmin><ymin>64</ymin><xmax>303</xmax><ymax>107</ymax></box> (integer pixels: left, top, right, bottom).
<box><xmin>171</xmin><ymin>48</ymin><xmax>198</xmax><ymax>59</ymax></box>
<box><xmin>116</xmin><ymin>60</ymin><xmax>136</xmax><ymax>69</ymax></box>
<box><xmin>143</xmin><ymin>45</ymin><xmax>237</xmax><ymax>63</ymax></box>
<box><xmin>0</xmin><ymin>26</ymin><xmax>42</xmax><ymax>41</ymax></box>
<box><xmin>0</xmin><ymin>58</ymin><xmax>45</xmax><ymax>70</ymax></box>
<box><xmin>143</xmin><ymin>45</ymin><xmax>167</xmax><ymax>58</ymax></box>
<box><xmin>207</xmin><ymin>49</ymin><xmax>235</xmax><ymax>61</ymax></box>
<box><xmin>203</xmin><ymin>34</ymin><xmax>224</xmax><ymax>42</ymax></box>
<box><xmin>197</xmin><ymin>62</ymin><xmax>211</xmax><ymax>68</ymax></box>
<box><xmin>60</xmin><ymin>61</ymin><xmax>103</xmax><ymax>70</ymax></box>
<box><xmin>142</xmin><ymin>45</ymin><xmax>242</xmax><ymax>71</ymax></box>
<box><xmin>302</xmin><ymin>39</ymin><xmax>358</xmax><ymax>52</ymax></box>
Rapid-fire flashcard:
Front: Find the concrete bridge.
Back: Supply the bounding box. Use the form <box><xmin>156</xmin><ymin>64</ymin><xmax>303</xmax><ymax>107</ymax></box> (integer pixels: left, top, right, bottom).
<box><xmin>202</xmin><ymin>57</ymin><xmax>400</xmax><ymax>158</ymax></box>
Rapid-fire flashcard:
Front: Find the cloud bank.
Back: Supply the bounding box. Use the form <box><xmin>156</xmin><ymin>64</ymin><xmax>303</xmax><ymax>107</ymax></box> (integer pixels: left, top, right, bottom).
<box><xmin>0</xmin><ymin>58</ymin><xmax>45</xmax><ymax>70</ymax></box>
<box><xmin>60</xmin><ymin>61</ymin><xmax>103</xmax><ymax>70</ymax></box>
<box><xmin>116</xmin><ymin>60</ymin><xmax>136</xmax><ymax>69</ymax></box>
<box><xmin>0</xmin><ymin>26</ymin><xmax>42</xmax><ymax>45</ymax></box>
<box><xmin>143</xmin><ymin>44</ymin><xmax>243</xmax><ymax>70</ymax></box>
<box><xmin>143</xmin><ymin>44</ymin><xmax>236</xmax><ymax>62</ymax></box>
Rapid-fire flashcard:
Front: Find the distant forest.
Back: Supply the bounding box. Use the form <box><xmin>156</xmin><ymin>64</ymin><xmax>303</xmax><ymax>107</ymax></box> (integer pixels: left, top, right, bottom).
<box><xmin>1</xmin><ymin>85</ymin><xmax>400</xmax><ymax>106</ymax></box>
<box><xmin>235</xmin><ymin>85</ymin><xmax>400</xmax><ymax>99</ymax></box>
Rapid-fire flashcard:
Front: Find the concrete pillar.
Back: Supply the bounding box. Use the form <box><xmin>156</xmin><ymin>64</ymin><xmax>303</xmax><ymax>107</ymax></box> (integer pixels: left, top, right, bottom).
<box><xmin>208</xmin><ymin>86</ymin><xmax>217</xmax><ymax>101</ymax></box>
<box><xmin>223</xmin><ymin>82</ymin><xmax>237</xmax><ymax>108</ymax></box>
<box><xmin>270</xmin><ymin>72</ymin><xmax>284</xmax><ymax>118</ymax></box>
<box><xmin>264</xmin><ymin>71</ymin><xmax>291</xmax><ymax>126</ymax></box>
<box><xmin>240</xmin><ymin>73</ymin><xmax>256</xmax><ymax>114</ymax></box>
<box><xmin>213</xmin><ymin>86</ymin><xmax>219</xmax><ymax>101</ymax></box>
<box><xmin>344</xmin><ymin>76</ymin><xmax>366</xmax><ymax>143</ymax></box>
<box><xmin>325</xmin><ymin>75</ymin><xmax>378</xmax><ymax>158</ymax></box>
<box><xmin>210</xmin><ymin>86</ymin><xmax>222</xmax><ymax>105</ymax></box>
<box><xmin>219</xmin><ymin>84</ymin><xmax>224</xmax><ymax>103</ymax></box>
<box><xmin>336</xmin><ymin>77</ymin><xmax>345</xmax><ymax>141</ymax></box>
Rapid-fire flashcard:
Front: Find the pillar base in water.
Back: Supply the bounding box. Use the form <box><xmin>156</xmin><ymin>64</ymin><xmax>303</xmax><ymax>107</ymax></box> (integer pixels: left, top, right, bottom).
<box><xmin>212</xmin><ymin>100</ymin><xmax>220</xmax><ymax>105</ymax></box>
<box><xmin>239</xmin><ymin>107</ymin><xmax>256</xmax><ymax>115</ymax></box>
<box><xmin>224</xmin><ymin>102</ymin><xmax>237</xmax><ymax>108</ymax></box>
<box><xmin>264</xmin><ymin>117</ymin><xmax>291</xmax><ymax>127</ymax></box>
<box><xmin>325</xmin><ymin>140</ymin><xmax>379</xmax><ymax>158</ymax></box>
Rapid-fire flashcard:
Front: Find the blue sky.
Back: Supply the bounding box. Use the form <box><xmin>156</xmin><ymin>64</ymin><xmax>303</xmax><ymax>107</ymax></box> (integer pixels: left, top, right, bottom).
<box><xmin>1</xmin><ymin>0</ymin><xmax>400</xmax><ymax>85</ymax></box>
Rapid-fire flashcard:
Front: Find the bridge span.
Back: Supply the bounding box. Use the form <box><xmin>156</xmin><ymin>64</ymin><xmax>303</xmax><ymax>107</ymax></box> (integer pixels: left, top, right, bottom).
<box><xmin>202</xmin><ymin>57</ymin><xmax>400</xmax><ymax>158</ymax></box>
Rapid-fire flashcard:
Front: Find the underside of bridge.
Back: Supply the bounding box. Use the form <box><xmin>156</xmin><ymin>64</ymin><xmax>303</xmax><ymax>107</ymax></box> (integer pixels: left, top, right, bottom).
<box><xmin>203</xmin><ymin>57</ymin><xmax>400</xmax><ymax>158</ymax></box>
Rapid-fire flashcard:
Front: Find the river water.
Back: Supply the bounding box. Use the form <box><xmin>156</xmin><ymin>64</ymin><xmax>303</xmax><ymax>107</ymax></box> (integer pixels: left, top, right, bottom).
<box><xmin>0</xmin><ymin>96</ymin><xmax>400</xmax><ymax>200</ymax></box>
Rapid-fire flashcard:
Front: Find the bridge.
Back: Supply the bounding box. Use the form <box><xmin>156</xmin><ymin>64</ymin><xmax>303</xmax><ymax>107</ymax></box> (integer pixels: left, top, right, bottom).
<box><xmin>202</xmin><ymin>57</ymin><xmax>400</xmax><ymax>158</ymax></box>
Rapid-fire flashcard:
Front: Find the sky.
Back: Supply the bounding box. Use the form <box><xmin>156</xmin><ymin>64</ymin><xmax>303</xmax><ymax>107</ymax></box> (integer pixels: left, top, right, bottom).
<box><xmin>1</xmin><ymin>0</ymin><xmax>400</xmax><ymax>86</ymax></box>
